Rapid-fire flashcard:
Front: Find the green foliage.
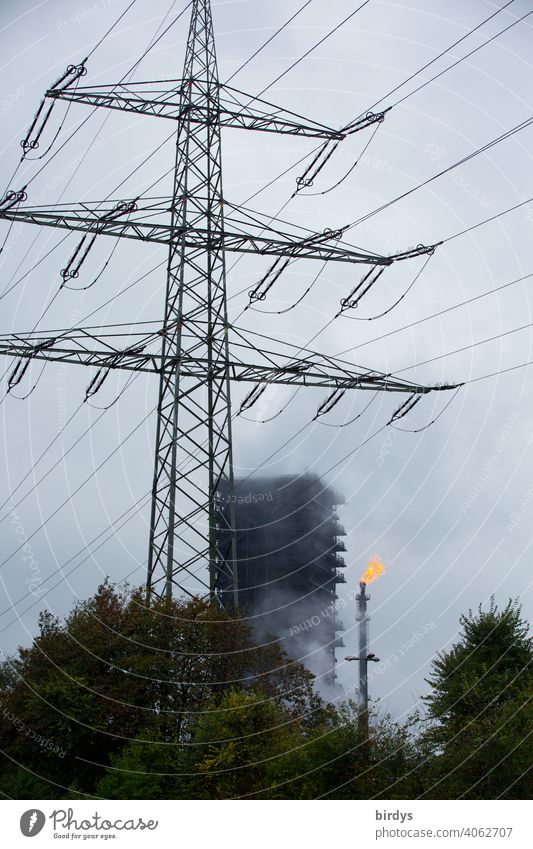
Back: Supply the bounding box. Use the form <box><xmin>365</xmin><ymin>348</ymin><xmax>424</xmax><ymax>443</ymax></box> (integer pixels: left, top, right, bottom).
<box><xmin>421</xmin><ymin>597</ymin><xmax>533</xmax><ymax>799</ymax></box>
<box><xmin>1</xmin><ymin>585</ymin><xmax>531</xmax><ymax>800</ymax></box>
<box><xmin>184</xmin><ymin>689</ymin><xmax>306</xmax><ymax>799</ymax></box>
<box><xmin>96</xmin><ymin>730</ymin><xmax>183</xmax><ymax>800</ymax></box>
<box><xmin>0</xmin><ymin>580</ymin><xmax>318</xmax><ymax>797</ymax></box>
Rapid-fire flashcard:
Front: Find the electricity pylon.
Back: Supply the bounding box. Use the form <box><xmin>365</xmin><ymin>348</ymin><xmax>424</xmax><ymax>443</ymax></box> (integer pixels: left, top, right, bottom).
<box><xmin>0</xmin><ymin>0</ymin><xmax>458</xmax><ymax>605</ymax></box>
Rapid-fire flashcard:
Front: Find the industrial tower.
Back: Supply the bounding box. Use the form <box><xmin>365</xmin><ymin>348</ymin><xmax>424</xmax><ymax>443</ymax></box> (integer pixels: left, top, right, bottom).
<box><xmin>218</xmin><ymin>474</ymin><xmax>347</xmax><ymax>686</ymax></box>
<box><xmin>0</xmin><ymin>0</ymin><xmax>457</xmax><ymax>605</ymax></box>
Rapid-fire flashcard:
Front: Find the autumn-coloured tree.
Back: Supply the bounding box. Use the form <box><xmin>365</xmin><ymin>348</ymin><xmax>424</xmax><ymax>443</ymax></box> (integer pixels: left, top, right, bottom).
<box><xmin>0</xmin><ymin>581</ymin><xmax>319</xmax><ymax>797</ymax></box>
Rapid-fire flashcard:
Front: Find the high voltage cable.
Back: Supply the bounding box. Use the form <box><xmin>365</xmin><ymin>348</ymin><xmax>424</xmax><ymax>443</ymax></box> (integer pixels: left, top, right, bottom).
<box><xmin>345</xmin><ymin>114</ymin><xmax>533</xmax><ymax>231</ymax></box>
<box><xmin>333</xmin><ymin>269</ymin><xmax>533</xmax><ymax>357</ymax></box>
<box><xmin>1</xmin><ymin>35</ymin><xmax>334</xmax><ymax>343</ymax></box>
<box><xmin>463</xmin><ymin>357</ymin><xmax>533</xmax><ymax>385</ymax></box>
<box><xmin>253</xmin><ymin>0</ymin><xmax>372</xmax><ymax>101</ymax></box>
<box><xmin>274</xmin><ymin>108</ymin><xmax>533</xmax><ymax>339</ymax></box>
<box><xmin>442</xmin><ymin>194</ymin><xmax>533</xmax><ymax>244</ymax></box>
<box><xmin>0</xmin><ymin>404</ymin><xmax>155</xmax><ymax>575</ymax></box>
<box><xmin>395</xmin><ymin>318</ymin><xmax>533</xmax><ymax>377</ymax></box>
<box><xmin>235</xmin><ymin>421</ymin><xmax>390</xmax><ymax>549</ymax></box>
<box><xmin>0</xmin><ymin>233</ymin><xmax>71</xmax><ymax>304</ymax></box>
<box><xmin>1</xmin><ymin>0</ymin><xmax>142</xmax><ymax>197</ymax></box>
<box><xmin>2</xmin><ymin>0</ymin><xmax>375</xmax><ymax>336</ymax></box>
<box><xmin>282</xmin><ymin>2</ymin><xmax>532</xmax><ymax>257</ymax></box>
<box><xmin>230</xmin><ymin>0</ymin><xmax>527</xmax><ymax>277</ymax></box>
<box><xmin>338</xmin><ymin>254</ymin><xmax>434</xmax><ymax>322</ymax></box>
<box><xmin>355</xmin><ymin>0</ymin><xmax>519</xmax><ymax>118</ymax></box>
<box><xmin>391</xmin><ymin>386</ymin><xmax>462</xmax><ymax>433</ymax></box>
<box><xmin>0</xmin><ymin>492</ymin><xmax>151</xmax><ymax>633</ymax></box>
<box><xmin>116</xmin><ymin>3</ymin><xmax>532</xmax><ymax>548</ymax></box>
<box><xmin>0</xmin><ymin>356</ymin><xmax>451</xmax><ymax>631</ymax></box>
<box><xmin>230</xmin><ymin>324</ymin><xmax>394</xmax><ymax>381</ymax></box>
<box><xmin>388</xmin><ymin>7</ymin><xmax>533</xmax><ymax>112</ymax></box>
<box><xmin>5</xmin><ymin>256</ymin><xmax>533</xmax><ymax>400</ymax></box>
<box><xmin>224</xmin><ymin>199</ymin><xmax>379</xmax><ymax>253</ymax></box>
<box><xmin>16</xmin><ymin>1</ymin><xmax>192</xmax><ymax>194</ymax></box>
<box><xmin>218</xmin><ymin>3</ymin><xmax>533</xmax><ymax>308</ymax></box>
<box><xmin>2</xmin><ymin>0</ymin><xmax>529</xmax><ymax>606</ymax></box>
<box><xmin>316</xmin><ymin>390</ymin><xmax>379</xmax><ymax>428</ymax></box>
<box><xmin>0</xmin><ymin>13</ymin><xmax>188</xmax><ymax>409</ymax></box>
<box><xmin>0</xmin><ymin>375</ymin><xmax>140</xmax><ymax>530</ymax></box>
<box><xmin>0</xmin><ymin>2</ymin><xmax>187</xmax><ymax>317</ymax></box>
<box><xmin>86</xmin><ymin>0</ymin><xmax>139</xmax><ymax>60</ymax></box>
<box><xmin>228</xmin><ymin>116</ymin><xmax>533</xmax><ymax>336</ymax></box>
<box><xmin>40</xmin><ymin>259</ymin><xmax>167</xmax><ymax>333</ymax></box>
<box><xmin>224</xmin><ymin>0</ymin><xmax>315</xmax><ymax>85</ymax></box>
<box><xmin>0</xmin><ymin>321</ymin><xmax>163</xmax><ymax>339</ymax></box>
<box><xmin>300</xmin><ymin>121</ymin><xmax>381</xmax><ymax>198</ymax></box>
<box><xmin>0</xmin><ymin>401</ymin><xmax>84</xmax><ymax>513</ymax></box>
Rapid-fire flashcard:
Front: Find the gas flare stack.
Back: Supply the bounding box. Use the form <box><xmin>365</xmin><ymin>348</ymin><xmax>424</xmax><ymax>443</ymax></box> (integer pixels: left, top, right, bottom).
<box><xmin>354</xmin><ymin>556</ymin><xmax>384</xmax><ymax>742</ymax></box>
<box><xmin>356</xmin><ymin>580</ymin><xmax>371</xmax><ymax>742</ymax></box>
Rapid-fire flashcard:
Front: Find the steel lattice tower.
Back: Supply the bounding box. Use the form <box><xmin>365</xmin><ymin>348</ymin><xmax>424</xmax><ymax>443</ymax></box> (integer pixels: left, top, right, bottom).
<box><xmin>147</xmin><ymin>1</ymin><xmax>237</xmax><ymax>603</ymax></box>
<box><xmin>0</xmin><ymin>0</ymin><xmax>459</xmax><ymax>606</ymax></box>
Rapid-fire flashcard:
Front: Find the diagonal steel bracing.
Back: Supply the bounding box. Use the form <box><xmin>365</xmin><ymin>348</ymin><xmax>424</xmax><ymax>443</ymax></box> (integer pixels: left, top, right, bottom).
<box><xmin>0</xmin><ymin>0</ymin><xmax>458</xmax><ymax>606</ymax></box>
<box><xmin>144</xmin><ymin>0</ymin><xmax>238</xmax><ymax>604</ymax></box>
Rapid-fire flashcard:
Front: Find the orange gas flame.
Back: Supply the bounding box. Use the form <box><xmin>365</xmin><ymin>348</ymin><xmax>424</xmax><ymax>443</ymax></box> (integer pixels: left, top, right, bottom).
<box><xmin>360</xmin><ymin>556</ymin><xmax>385</xmax><ymax>585</ymax></box>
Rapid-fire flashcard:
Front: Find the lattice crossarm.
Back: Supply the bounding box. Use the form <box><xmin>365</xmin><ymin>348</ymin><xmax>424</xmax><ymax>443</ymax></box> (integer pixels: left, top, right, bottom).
<box><xmin>46</xmin><ymin>85</ymin><xmax>346</xmax><ymax>139</ymax></box>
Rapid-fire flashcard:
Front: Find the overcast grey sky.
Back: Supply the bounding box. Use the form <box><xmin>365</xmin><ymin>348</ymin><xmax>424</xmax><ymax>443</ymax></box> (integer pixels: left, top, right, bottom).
<box><xmin>1</xmin><ymin>0</ymin><xmax>533</xmax><ymax>719</ymax></box>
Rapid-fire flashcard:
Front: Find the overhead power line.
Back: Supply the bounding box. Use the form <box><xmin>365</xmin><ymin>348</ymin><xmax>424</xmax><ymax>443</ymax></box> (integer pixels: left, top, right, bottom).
<box><xmin>222</xmin><ymin>6</ymin><xmax>533</xmax><ymax>327</ymax></box>
<box><xmin>0</xmin><ymin>404</ymin><xmax>155</xmax><ymax>576</ymax></box>
<box><xmin>254</xmin><ymin>0</ymin><xmax>372</xmax><ymax>100</ymax></box>
<box><xmin>395</xmin><ymin>318</ymin><xmax>533</xmax><ymax>377</ymax></box>
<box><xmin>0</xmin><ymin>0</ymin><xmax>524</xmax><ymax>610</ymax></box>
<box><xmin>358</xmin><ymin>0</ymin><xmax>519</xmax><ymax>117</ymax></box>
<box><xmin>464</xmin><ymin>358</ymin><xmax>533</xmax><ymax>385</ymax></box>
<box><xmin>443</xmin><ymin>195</ymin><xmax>533</xmax><ymax>244</ymax></box>
<box><xmin>346</xmin><ymin>114</ymin><xmax>533</xmax><ymax>231</ymax></box>
<box><xmin>333</xmin><ymin>269</ymin><xmax>533</xmax><ymax>357</ymax></box>
<box><xmin>0</xmin><ymin>492</ymin><xmax>151</xmax><ymax>634</ymax></box>
<box><xmin>389</xmin><ymin>6</ymin><xmax>533</xmax><ymax>111</ymax></box>
<box><xmin>225</xmin><ymin>0</ymin><xmax>315</xmax><ymax>85</ymax></box>
<box><xmin>86</xmin><ymin>0</ymin><xmax>139</xmax><ymax>60</ymax></box>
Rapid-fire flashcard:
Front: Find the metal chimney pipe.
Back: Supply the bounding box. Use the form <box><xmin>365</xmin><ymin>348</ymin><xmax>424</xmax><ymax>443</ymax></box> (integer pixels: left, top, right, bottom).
<box><xmin>356</xmin><ymin>580</ymin><xmax>369</xmax><ymax>744</ymax></box>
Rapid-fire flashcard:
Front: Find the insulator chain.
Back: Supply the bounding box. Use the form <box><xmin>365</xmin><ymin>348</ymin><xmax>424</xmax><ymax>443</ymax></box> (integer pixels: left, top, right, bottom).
<box><xmin>238</xmin><ymin>360</ymin><xmax>311</xmax><ymax>414</ymax></box>
<box><xmin>248</xmin><ymin>257</ymin><xmax>290</xmax><ymax>303</ymax></box>
<box><xmin>337</xmin><ymin>242</ymin><xmax>439</xmax><ymax>316</ymax></box>
<box><xmin>7</xmin><ymin>338</ymin><xmax>56</xmax><ymax>392</ymax></box>
<box><xmin>84</xmin><ymin>368</ymin><xmax>110</xmax><ymax>401</ymax></box>
<box><xmin>239</xmin><ymin>382</ymin><xmax>268</xmax><ymax>413</ymax></box>
<box><xmin>61</xmin><ymin>199</ymin><xmax>137</xmax><ymax>281</ymax></box>
<box><xmin>248</xmin><ymin>227</ymin><xmax>345</xmax><ymax>304</ymax></box>
<box><xmin>293</xmin><ymin>140</ymin><xmax>341</xmax><ymax>195</ymax></box>
<box><xmin>315</xmin><ymin>387</ymin><xmax>346</xmax><ymax>419</ymax></box>
<box><xmin>284</xmin><ymin>359</ymin><xmax>312</xmax><ymax>375</ymax></box>
<box><xmin>338</xmin><ymin>266</ymin><xmax>387</xmax><ymax>314</ymax></box>
<box><xmin>388</xmin><ymin>392</ymin><xmax>422</xmax><ymax>425</ymax></box>
<box><xmin>293</xmin><ymin>111</ymin><xmax>387</xmax><ymax>196</ymax></box>
<box><xmin>0</xmin><ymin>187</ymin><xmax>27</xmax><ymax>212</ymax></box>
<box><xmin>342</xmin><ymin>109</ymin><xmax>388</xmax><ymax>135</ymax></box>
<box><xmin>399</xmin><ymin>243</ymin><xmax>439</xmax><ymax>261</ymax></box>
<box><xmin>84</xmin><ymin>343</ymin><xmax>145</xmax><ymax>402</ymax></box>
<box><xmin>21</xmin><ymin>60</ymin><xmax>87</xmax><ymax>153</ymax></box>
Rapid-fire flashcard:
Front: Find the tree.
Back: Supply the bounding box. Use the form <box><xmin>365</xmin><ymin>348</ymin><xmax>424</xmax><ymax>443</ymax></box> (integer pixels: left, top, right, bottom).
<box><xmin>0</xmin><ymin>581</ymin><xmax>319</xmax><ymax>798</ymax></box>
<box><xmin>181</xmin><ymin>689</ymin><xmax>310</xmax><ymax>799</ymax></box>
<box><xmin>420</xmin><ymin>598</ymin><xmax>533</xmax><ymax>799</ymax></box>
<box><xmin>3</xmin><ymin>584</ymin><xmax>531</xmax><ymax>800</ymax></box>
<box><xmin>95</xmin><ymin>730</ymin><xmax>183</xmax><ymax>800</ymax></box>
